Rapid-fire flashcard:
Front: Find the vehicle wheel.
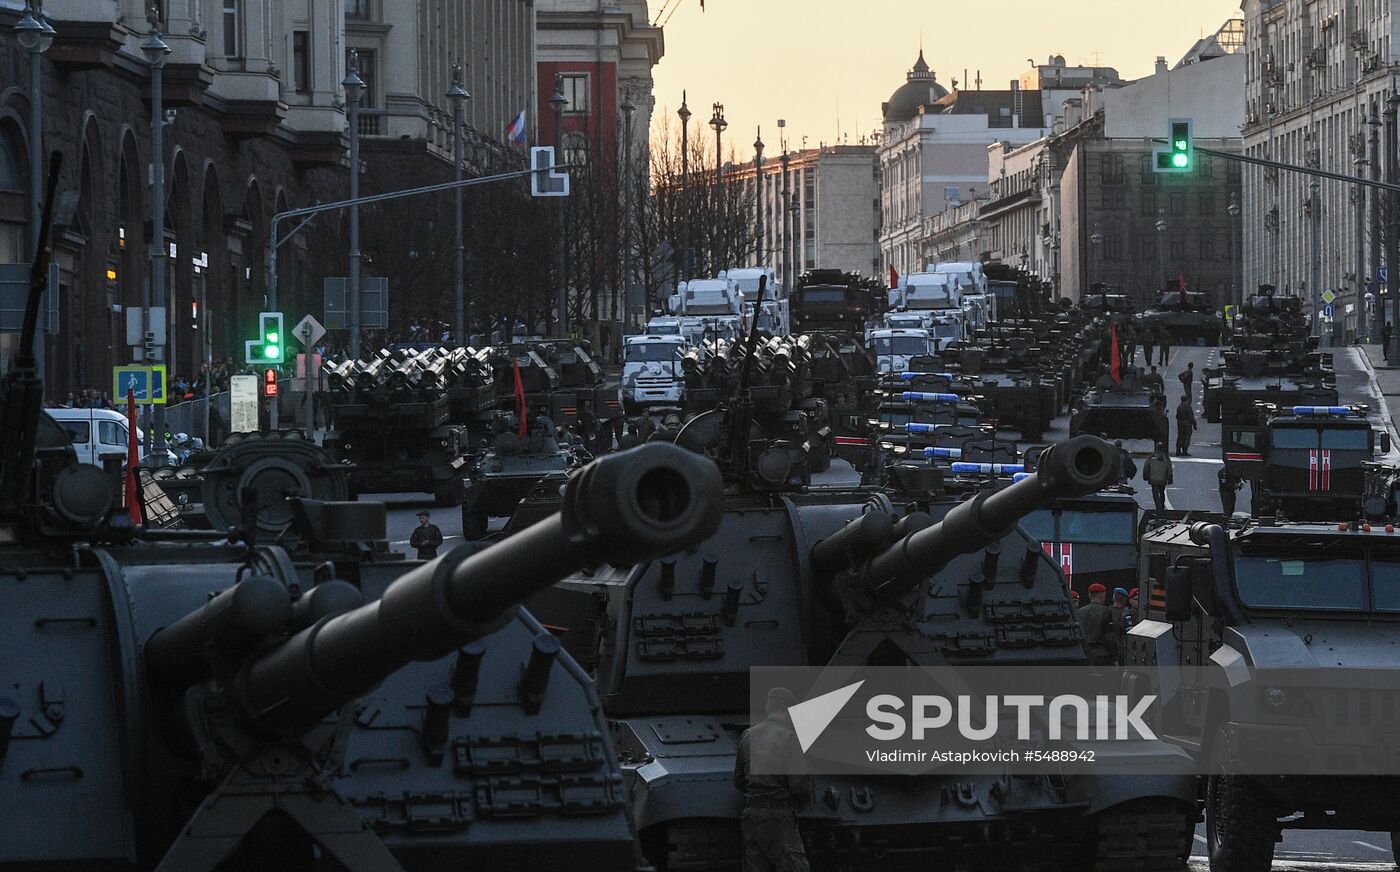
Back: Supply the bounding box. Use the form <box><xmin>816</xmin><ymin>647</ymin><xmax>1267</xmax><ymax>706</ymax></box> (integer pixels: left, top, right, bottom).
<box><xmin>1205</xmin><ymin>727</ymin><xmax>1276</xmax><ymax>872</ymax></box>
<box><xmin>461</xmin><ymin>510</ymin><xmax>488</xmax><ymax>540</ymax></box>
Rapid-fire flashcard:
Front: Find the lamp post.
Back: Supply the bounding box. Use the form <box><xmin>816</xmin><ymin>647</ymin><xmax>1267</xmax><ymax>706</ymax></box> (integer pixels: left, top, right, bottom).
<box><xmin>550</xmin><ymin>76</ymin><xmax>569</xmax><ymax>336</ymax></box>
<box><xmin>678</xmin><ymin>93</ymin><xmax>691</xmax><ymax>283</ymax></box>
<box><xmin>709</xmin><ymin>102</ymin><xmax>727</xmax><ymax>272</ymax></box>
<box><xmin>15</xmin><ymin>1</ymin><xmax>53</xmax><ymax>254</ymax></box>
<box><xmin>780</xmin><ymin>146</ymin><xmax>791</xmax><ymax>290</ymax></box>
<box><xmin>342</xmin><ymin>51</ymin><xmax>365</xmax><ymax>358</ymax></box>
<box><xmin>753</xmin><ymin>128</ymin><xmax>764</xmax><ymax>271</ymax></box>
<box><xmin>141</xmin><ymin>16</ymin><xmax>171</xmax><ymax>457</ymax></box>
<box><xmin>447</xmin><ymin>64</ymin><xmax>469</xmax><ymax>347</ymax></box>
<box><xmin>620</xmin><ymin>95</ymin><xmax>636</xmax><ymax>350</ymax></box>
<box><xmin>1370</xmin><ymin>109</ymin><xmax>1383</xmax><ymax>342</ymax></box>
<box><xmin>1155</xmin><ymin>209</ymin><xmax>1168</xmax><ymax>305</ymax></box>
<box><xmin>1089</xmin><ymin>228</ymin><xmax>1103</xmax><ymax>293</ymax></box>
<box><xmin>1309</xmin><ymin>178</ymin><xmax>1322</xmax><ymax>337</ymax></box>
<box><xmin>1227</xmin><ymin>191</ymin><xmax>1241</xmax><ymax>312</ymax></box>
<box><xmin>1387</xmin><ymin>91</ymin><xmax>1400</xmax><ymax>361</ymax></box>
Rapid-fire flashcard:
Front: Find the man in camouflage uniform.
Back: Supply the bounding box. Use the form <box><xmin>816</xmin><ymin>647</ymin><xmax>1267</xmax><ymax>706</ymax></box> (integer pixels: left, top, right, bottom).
<box><xmin>1077</xmin><ymin>582</ymin><xmax>1122</xmax><ymax>666</ymax></box>
<box><xmin>734</xmin><ymin>687</ymin><xmax>811</xmax><ymax>872</ymax></box>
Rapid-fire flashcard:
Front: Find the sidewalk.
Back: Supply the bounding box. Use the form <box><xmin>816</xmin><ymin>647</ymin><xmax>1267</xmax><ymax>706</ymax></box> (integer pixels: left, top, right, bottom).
<box><xmin>1353</xmin><ymin>344</ymin><xmax>1400</xmax><ymax>456</ymax></box>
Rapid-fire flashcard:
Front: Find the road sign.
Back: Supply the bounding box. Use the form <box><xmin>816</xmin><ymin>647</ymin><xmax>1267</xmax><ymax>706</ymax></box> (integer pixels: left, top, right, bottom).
<box><xmin>1321</xmin><ymin>289</ymin><xmax>1336</xmax><ymax>304</ymax></box>
<box><xmin>293</xmin><ymin>313</ymin><xmax>326</xmax><ymax>347</ymax></box>
<box><xmin>112</xmin><ymin>365</ymin><xmax>167</xmax><ymax>406</ymax></box>
<box><xmin>229</xmin><ymin>374</ymin><xmax>258</xmax><ymax>433</ymax></box>
<box><xmin>1381</xmin><ymin>267</ymin><xmax>1390</xmax><ymax>284</ymax></box>
<box><xmin>1323</xmin><ymin>302</ymin><xmax>1335</xmax><ymax>319</ymax></box>
<box><xmin>323</xmin><ymin>277</ymin><xmax>388</xmax><ymax>329</ymax></box>
<box><xmin>530</xmin><ymin>146</ymin><xmax>571</xmax><ymax>197</ymax></box>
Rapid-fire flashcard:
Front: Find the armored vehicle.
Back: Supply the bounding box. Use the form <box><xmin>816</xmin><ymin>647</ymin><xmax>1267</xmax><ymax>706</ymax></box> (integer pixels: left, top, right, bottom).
<box><xmin>1129</xmin><ymin>520</ymin><xmax>1400</xmax><ymax>871</ymax></box>
<box><xmin>940</xmin><ymin>340</ymin><xmax>1058</xmax><ymax>441</ymax></box>
<box><xmin>791</xmin><ymin>268</ymin><xmax>881</xmax><ymax>334</ymax></box>
<box><xmin>0</xmin><ymin>169</ymin><xmax>731</xmax><ymax>870</ymax></box>
<box><xmin>1070</xmin><ymin>368</ymin><xmax>1168</xmax><ymax>442</ymax></box>
<box><xmin>322</xmin><ymin>350</ymin><xmax>470</xmax><ymax>504</ymax></box>
<box><xmin>1135</xmin><ymin>289</ymin><xmax>1225</xmax><ymax>345</ymax></box>
<box><xmin>1223</xmin><ymin>404</ymin><xmax>1390</xmax><ymax>520</ymax></box>
<box><xmin>1018</xmin><ymin>488</ymin><xmax>1140</xmax><ymax>602</ymax></box>
<box><xmin>460</xmin><ymin>411</ymin><xmax>585</xmax><ymax>538</ymax></box>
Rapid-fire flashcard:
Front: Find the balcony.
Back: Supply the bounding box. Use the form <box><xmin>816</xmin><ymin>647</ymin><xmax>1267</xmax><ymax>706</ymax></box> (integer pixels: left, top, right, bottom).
<box><xmin>356</xmin><ymin>108</ymin><xmax>386</xmax><ymax>137</ymax></box>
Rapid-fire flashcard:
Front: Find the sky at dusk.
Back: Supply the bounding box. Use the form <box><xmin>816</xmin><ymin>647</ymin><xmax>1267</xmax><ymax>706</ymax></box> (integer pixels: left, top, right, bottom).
<box><xmin>648</xmin><ymin>0</ymin><xmax>1243</xmax><ymax>157</ymax></box>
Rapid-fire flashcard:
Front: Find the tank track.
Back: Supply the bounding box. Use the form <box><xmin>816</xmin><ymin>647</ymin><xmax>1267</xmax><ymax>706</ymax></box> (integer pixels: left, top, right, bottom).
<box><xmin>1092</xmin><ymin>798</ymin><xmax>1195</xmax><ymax>872</ymax></box>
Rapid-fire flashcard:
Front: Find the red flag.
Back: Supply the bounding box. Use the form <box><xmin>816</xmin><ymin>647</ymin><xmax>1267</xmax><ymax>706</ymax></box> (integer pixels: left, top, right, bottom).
<box><xmin>125</xmin><ymin>387</ymin><xmax>142</xmax><ymax>525</ymax></box>
<box><xmin>1109</xmin><ymin>323</ymin><xmax>1122</xmax><ymax>386</ymax></box>
<box><xmin>512</xmin><ymin>359</ymin><xmax>528</xmax><ymax>438</ymax></box>
<box><xmin>1178</xmin><ymin>271</ymin><xmax>1187</xmax><ymax>292</ymax></box>
<box><xmin>889</xmin><ymin>265</ymin><xmax>899</xmax><ymax>290</ymax></box>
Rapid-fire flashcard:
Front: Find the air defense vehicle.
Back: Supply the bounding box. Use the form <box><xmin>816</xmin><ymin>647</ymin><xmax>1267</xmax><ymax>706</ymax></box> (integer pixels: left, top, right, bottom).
<box><xmin>1129</xmin><ymin>519</ymin><xmax>1400</xmax><ymax>872</ymax></box>
<box><xmin>0</xmin><ymin>165</ymin><xmax>731</xmax><ymax>870</ymax></box>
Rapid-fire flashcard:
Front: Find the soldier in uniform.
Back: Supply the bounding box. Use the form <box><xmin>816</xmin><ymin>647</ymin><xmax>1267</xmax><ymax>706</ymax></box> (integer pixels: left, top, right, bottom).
<box><xmin>1078</xmin><ymin>582</ymin><xmax>1121</xmax><ymax>666</ymax></box>
<box><xmin>1174</xmin><ymin>395</ymin><xmax>1196</xmax><ymax>456</ymax></box>
<box><xmin>1143</xmin><ymin>365</ymin><xmax>1165</xmax><ymax>395</ymax></box>
<box><xmin>1176</xmin><ymin>362</ymin><xmax>1195</xmax><ymax>401</ymax></box>
<box><xmin>734</xmin><ymin>687</ymin><xmax>812</xmax><ymax>872</ymax></box>
<box><xmin>1219</xmin><ymin>466</ymin><xmax>1242</xmax><ymax>517</ymax></box>
<box><xmin>409</xmin><ymin>511</ymin><xmax>444</xmax><ymax>560</ymax></box>
<box><xmin>1141</xmin><ymin>332</ymin><xmax>1156</xmax><ymax>369</ymax></box>
<box><xmin>1111</xmin><ymin>586</ymin><xmax>1133</xmax><ymax>633</ymax></box>
<box><xmin>1115</xmin><ymin>440</ymin><xmax>1137</xmax><ymax>484</ymax></box>
<box><xmin>1143</xmin><ymin>445</ymin><xmax>1173</xmax><ymax>510</ymax></box>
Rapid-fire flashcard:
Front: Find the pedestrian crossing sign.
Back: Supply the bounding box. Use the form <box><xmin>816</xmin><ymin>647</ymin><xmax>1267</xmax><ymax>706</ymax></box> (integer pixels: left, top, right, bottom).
<box><xmin>112</xmin><ymin>365</ymin><xmax>167</xmax><ymax>405</ymax></box>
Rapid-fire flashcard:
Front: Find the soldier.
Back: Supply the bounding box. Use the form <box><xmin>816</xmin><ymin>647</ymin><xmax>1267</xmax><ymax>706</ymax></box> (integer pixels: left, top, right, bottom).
<box><xmin>1143</xmin><ymin>445</ymin><xmax>1173</xmax><ymax>510</ymax></box>
<box><xmin>1127</xmin><ymin>587</ymin><xmax>1141</xmax><ymax>626</ymax></box>
<box><xmin>1174</xmin><ymin>395</ymin><xmax>1196</xmax><ymax>456</ymax></box>
<box><xmin>1143</xmin><ymin>365</ymin><xmax>1165</xmax><ymax>395</ymax></box>
<box><xmin>618</xmin><ymin>422</ymin><xmax>642</xmax><ymax>450</ymax></box>
<box><xmin>734</xmin><ymin>687</ymin><xmax>812</xmax><ymax>872</ymax></box>
<box><xmin>1078</xmin><ymin>583</ymin><xmax>1121</xmax><ymax>666</ymax></box>
<box><xmin>1140</xmin><ymin>331</ymin><xmax>1156</xmax><ymax>369</ymax></box>
<box><xmin>1156</xmin><ymin>326</ymin><xmax>1172</xmax><ymax>365</ymax></box>
<box><xmin>1122</xmin><ymin>323</ymin><xmax>1138</xmax><ymax>365</ymax></box>
<box><xmin>1176</xmin><ymin>362</ymin><xmax>1195</xmax><ymax>400</ymax></box>
<box><xmin>1111</xmin><ymin>586</ymin><xmax>1133</xmax><ymax>633</ymax></box>
<box><xmin>1115</xmin><ymin>440</ymin><xmax>1137</xmax><ymax>484</ymax></box>
<box><xmin>1219</xmin><ymin>466</ymin><xmax>1242</xmax><ymax>517</ymax></box>
<box><xmin>409</xmin><ymin>511</ymin><xmax>444</xmax><ymax>560</ymax></box>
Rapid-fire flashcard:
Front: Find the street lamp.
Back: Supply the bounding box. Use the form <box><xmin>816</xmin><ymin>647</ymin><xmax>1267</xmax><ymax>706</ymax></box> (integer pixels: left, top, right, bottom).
<box><xmin>779</xmin><ymin>144</ymin><xmax>791</xmax><ymax>290</ymax></box>
<box><xmin>341</xmin><ymin>51</ymin><xmax>365</xmax><ymax>358</ymax></box>
<box><xmin>1227</xmin><ymin>191</ymin><xmax>1241</xmax><ymax>311</ymax></box>
<box><xmin>1089</xmin><ymin>228</ymin><xmax>1103</xmax><ymax>294</ymax></box>
<box><xmin>1309</xmin><ymin>178</ymin><xmax>1322</xmax><ymax>336</ymax></box>
<box><xmin>709</xmin><ymin>102</ymin><xmax>727</xmax><ymax>272</ymax></box>
<box><xmin>678</xmin><ymin>93</ymin><xmax>691</xmax><ymax>283</ymax></box>
<box><xmin>141</xmin><ymin>15</ymin><xmax>171</xmax><ymax>458</ymax></box>
<box><xmin>1155</xmin><ymin>208</ymin><xmax>1168</xmax><ymax>303</ymax></box>
<box><xmin>549</xmin><ymin>76</ymin><xmax>569</xmax><ymax>336</ymax></box>
<box><xmin>15</xmin><ymin>0</ymin><xmax>53</xmax><ymax>254</ymax></box>
<box><xmin>753</xmin><ymin>128</ymin><xmax>764</xmax><ymax>271</ymax></box>
<box><xmin>620</xmin><ymin>95</ymin><xmax>636</xmax><ymax>351</ymax></box>
<box><xmin>447</xmin><ymin>64</ymin><xmax>469</xmax><ymax>347</ymax></box>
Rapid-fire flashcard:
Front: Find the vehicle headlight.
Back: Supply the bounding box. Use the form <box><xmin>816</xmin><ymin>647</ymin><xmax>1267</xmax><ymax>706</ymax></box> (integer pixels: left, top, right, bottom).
<box><xmin>893</xmin><ymin>445</ymin><xmax>908</xmax><ymax>455</ymax></box>
<box><xmin>878</xmin><ymin>421</ymin><xmax>891</xmax><ymax>431</ymax></box>
<box><xmin>878</xmin><ymin>442</ymin><xmax>895</xmax><ymax>451</ymax></box>
<box><xmin>866</xmin><ymin>418</ymin><xmax>880</xmax><ymax>427</ymax></box>
<box><xmin>1262</xmin><ymin>686</ymin><xmax>1289</xmax><ymax>713</ymax></box>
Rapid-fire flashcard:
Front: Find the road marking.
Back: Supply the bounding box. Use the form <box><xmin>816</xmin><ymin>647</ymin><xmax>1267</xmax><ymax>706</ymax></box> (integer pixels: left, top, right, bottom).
<box><xmin>1353</xmin><ymin>840</ymin><xmax>1387</xmax><ymax>853</ymax></box>
<box><xmin>1193</xmin><ymin>834</ymin><xmax>1207</xmax><ymax>845</ymax></box>
<box><xmin>1189</xmin><ymin>861</ymin><xmax>1395</xmax><ymax>871</ymax></box>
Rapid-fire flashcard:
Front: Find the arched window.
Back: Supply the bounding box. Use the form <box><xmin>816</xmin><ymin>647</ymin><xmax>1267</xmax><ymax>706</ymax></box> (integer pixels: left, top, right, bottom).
<box><xmin>563</xmin><ymin>131</ymin><xmax>589</xmax><ymax>168</ymax></box>
<box><xmin>0</xmin><ymin>123</ymin><xmax>27</xmax><ymax>262</ymax></box>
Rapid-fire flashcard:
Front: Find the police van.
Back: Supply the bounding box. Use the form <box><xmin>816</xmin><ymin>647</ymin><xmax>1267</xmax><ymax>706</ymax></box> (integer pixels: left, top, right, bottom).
<box><xmin>47</xmin><ymin>407</ymin><xmax>143</xmax><ymax>469</ymax></box>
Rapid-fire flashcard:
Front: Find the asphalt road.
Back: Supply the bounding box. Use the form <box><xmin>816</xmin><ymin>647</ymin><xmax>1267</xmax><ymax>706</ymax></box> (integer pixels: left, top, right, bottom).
<box><xmin>364</xmin><ymin>340</ymin><xmax>1398</xmax><ymax>872</ymax></box>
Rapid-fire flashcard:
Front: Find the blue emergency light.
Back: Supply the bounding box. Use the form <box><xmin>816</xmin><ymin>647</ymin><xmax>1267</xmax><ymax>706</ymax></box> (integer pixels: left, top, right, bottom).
<box><xmin>901</xmin><ymin>391</ymin><xmax>960</xmax><ymax>403</ymax></box>
<box><xmin>905</xmin><ymin>423</ymin><xmax>940</xmax><ymax>434</ymax></box>
<box><xmin>1291</xmin><ymin>405</ymin><xmax>1351</xmax><ymax>416</ymax></box>
<box><xmin>1012</xmin><ymin>472</ymin><xmax>1032</xmax><ymax>482</ymax></box>
<box><xmin>951</xmin><ymin>462</ymin><xmax>1024</xmax><ymax>475</ymax></box>
<box><xmin>923</xmin><ymin>446</ymin><xmax>962</xmax><ymax>458</ymax></box>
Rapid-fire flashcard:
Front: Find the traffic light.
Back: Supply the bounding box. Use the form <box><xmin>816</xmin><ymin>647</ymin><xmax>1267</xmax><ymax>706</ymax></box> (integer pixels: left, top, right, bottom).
<box><xmin>259</xmin><ymin>311</ymin><xmax>284</xmax><ymax>363</ymax></box>
<box><xmin>1153</xmin><ymin>118</ymin><xmax>1193</xmax><ymax>173</ymax></box>
<box><xmin>263</xmin><ymin>367</ymin><xmax>279</xmax><ymax>397</ymax></box>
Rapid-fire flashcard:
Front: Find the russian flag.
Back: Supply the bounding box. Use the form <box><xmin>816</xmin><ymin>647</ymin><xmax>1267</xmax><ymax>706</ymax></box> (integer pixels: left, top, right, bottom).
<box><xmin>506</xmin><ymin>110</ymin><xmax>527</xmax><ymax>146</ymax></box>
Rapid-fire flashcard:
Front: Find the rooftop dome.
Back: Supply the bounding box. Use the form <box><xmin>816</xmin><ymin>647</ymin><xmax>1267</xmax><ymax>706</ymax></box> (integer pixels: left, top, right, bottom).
<box><xmin>882</xmin><ymin>51</ymin><xmax>949</xmax><ymax>122</ymax></box>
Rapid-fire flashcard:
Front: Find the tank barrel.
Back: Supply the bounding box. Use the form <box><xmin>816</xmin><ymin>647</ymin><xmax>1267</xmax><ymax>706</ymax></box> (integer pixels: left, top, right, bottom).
<box><xmin>234</xmin><ymin>442</ymin><xmax>723</xmax><ymax>732</ymax></box>
<box><xmin>862</xmin><ymin>435</ymin><xmax>1119</xmax><ymax>595</ymax></box>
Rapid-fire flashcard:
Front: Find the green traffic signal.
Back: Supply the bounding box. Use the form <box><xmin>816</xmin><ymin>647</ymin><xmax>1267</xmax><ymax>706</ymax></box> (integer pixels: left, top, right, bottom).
<box><xmin>263</xmin><ymin>344</ymin><xmax>279</xmax><ymax>359</ymax></box>
<box><xmin>1172</xmin><ymin>153</ymin><xmax>1188</xmax><ymax>168</ymax></box>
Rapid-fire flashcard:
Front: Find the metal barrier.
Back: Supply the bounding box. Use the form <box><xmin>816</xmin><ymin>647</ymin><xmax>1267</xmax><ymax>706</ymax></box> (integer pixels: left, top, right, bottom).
<box><xmin>162</xmin><ymin>391</ymin><xmax>230</xmax><ymax>446</ymax></box>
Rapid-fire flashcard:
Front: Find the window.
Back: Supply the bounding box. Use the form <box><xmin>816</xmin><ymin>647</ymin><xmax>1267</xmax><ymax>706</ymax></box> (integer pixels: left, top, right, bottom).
<box><xmin>1140</xmin><ymin>190</ymin><xmax>1158</xmax><ymax>216</ymax></box>
<box><xmin>98</xmin><ymin>421</ymin><xmax>126</xmax><ymax>445</ymax></box>
<box><xmin>1198</xmin><ymin>191</ymin><xmax>1214</xmax><ymax>216</ymax></box>
<box><xmin>1169</xmin><ymin>193</ymin><xmax>1185</xmax><ymax>215</ymax></box>
<box><xmin>563</xmin><ymin>132</ymin><xmax>589</xmax><ymax>168</ymax></box>
<box><xmin>1200</xmin><ymin>236</ymin><xmax>1216</xmax><ymax>261</ymax></box>
<box><xmin>560</xmin><ymin>74</ymin><xmax>590</xmax><ymax>115</ymax></box>
<box><xmin>0</xmin><ymin>125</ymin><xmax>23</xmax><ymax>262</ymax></box>
<box><xmin>1170</xmin><ymin>238</ymin><xmax>1186</xmax><ymax>260</ymax></box>
<box><xmin>1101</xmin><ymin>153</ymin><xmax>1124</xmax><ymax>184</ymax></box>
<box><xmin>1104</xmin><ymin>189</ymin><xmax>1125</xmax><ymax>210</ymax></box>
<box><xmin>1141</xmin><ymin>237</ymin><xmax>1157</xmax><ymax>260</ymax></box>
<box><xmin>61</xmin><ymin>421</ymin><xmax>91</xmax><ymax>445</ymax></box>
<box><xmin>344</xmin><ymin>0</ymin><xmax>371</xmax><ymax>20</ymax></box>
<box><xmin>222</xmin><ymin>0</ymin><xmax>241</xmax><ymax>58</ymax></box>
<box><xmin>293</xmin><ymin>31</ymin><xmax>310</xmax><ymax>93</ymax></box>
<box><xmin>1198</xmin><ymin>155</ymin><xmax>1214</xmax><ymax>179</ymax></box>
<box><xmin>1104</xmin><ymin>235</ymin><xmax>1123</xmax><ymax>261</ymax></box>
<box><xmin>347</xmin><ymin>49</ymin><xmax>376</xmax><ymax>107</ymax></box>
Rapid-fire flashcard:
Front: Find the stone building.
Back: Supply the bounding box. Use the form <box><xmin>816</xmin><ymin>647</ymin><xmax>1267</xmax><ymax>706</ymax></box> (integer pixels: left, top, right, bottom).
<box><xmin>0</xmin><ymin>0</ymin><xmax>540</xmax><ymax>399</ymax></box>
<box><xmin>1241</xmin><ymin>0</ymin><xmax>1392</xmax><ymax>338</ymax></box>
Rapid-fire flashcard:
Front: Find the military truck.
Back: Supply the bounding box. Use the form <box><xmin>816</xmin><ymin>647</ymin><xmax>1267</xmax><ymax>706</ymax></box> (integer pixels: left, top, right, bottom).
<box><xmin>1223</xmin><ymin>404</ymin><xmax>1390</xmax><ymax>520</ymax></box>
<box><xmin>1129</xmin><ymin>519</ymin><xmax>1400</xmax><ymax>871</ymax></box>
<box><xmin>791</xmin><ymin>268</ymin><xmax>881</xmax><ymax>334</ymax></box>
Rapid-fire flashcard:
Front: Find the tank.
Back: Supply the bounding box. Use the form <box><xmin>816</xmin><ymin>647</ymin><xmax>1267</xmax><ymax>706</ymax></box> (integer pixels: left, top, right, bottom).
<box><xmin>0</xmin><ymin>438</ymin><xmax>724</xmax><ymax>870</ymax></box>
<box><xmin>1134</xmin><ymin>289</ymin><xmax>1224</xmax><ymax>345</ymax></box>
<box><xmin>460</xmin><ymin>411</ymin><xmax>584</xmax><ymax>538</ymax></box>
<box><xmin>556</xmin><ymin>435</ymin><xmax>1197</xmax><ymax>870</ymax></box>
<box><xmin>1129</xmin><ymin>519</ymin><xmax>1400</xmax><ymax>870</ymax></box>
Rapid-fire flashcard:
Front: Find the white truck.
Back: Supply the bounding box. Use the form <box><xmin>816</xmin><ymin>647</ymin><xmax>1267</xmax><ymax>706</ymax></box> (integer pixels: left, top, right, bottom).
<box><xmin>934</xmin><ymin>261</ymin><xmax>995</xmax><ymax>332</ymax></box>
<box><xmin>728</xmin><ymin>267</ymin><xmax>790</xmax><ymax>336</ymax></box>
<box><xmin>888</xmin><ymin>271</ymin><xmax>967</xmax><ymax>340</ymax></box>
<box><xmin>621</xmin><ymin>334</ymin><xmax>689</xmax><ymax>413</ymax></box>
<box><xmin>866</xmin><ymin>327</ymin><xmax>936</xmax><ymax>373</ymax></box>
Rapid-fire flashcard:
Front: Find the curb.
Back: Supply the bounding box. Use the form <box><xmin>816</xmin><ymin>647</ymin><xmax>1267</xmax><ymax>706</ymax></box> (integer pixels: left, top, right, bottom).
<box><xmin>1352</xmin><ymin>346</ymin><xmax>1400</xmax><ymax>464</ymax></box>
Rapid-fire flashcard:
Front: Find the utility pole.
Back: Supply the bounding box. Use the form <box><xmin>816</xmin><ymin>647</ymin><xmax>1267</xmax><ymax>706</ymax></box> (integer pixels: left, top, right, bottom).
<box><xmin>753</xmin><ymin>128</ymin><xmax>764</xmax><ymax>272</ymax></box>
<box><xmin>550</xmin><ymin>76</ymin><xmax>569</xmax><ymax>336</ymax></box>
<box><xmin>1356</xmin><ymin>138</ymin><xmax>1368</xmax><ymax>342</ymax></box>
<box><xmin>678</xmin><ymin>93</ymin><xmax>691</xmax><ymax>283</ymax></box>
<box><xmin>1388</xmin><ymin>91</ymin><xmax>1400</xmax><ymax>361</ymax></box>
<box><xmin>448</xmin><ymin>64</ymin><xmax>469</xmax><ymax>347</ymax></box>
<box><xmin>343</xmin><ymin>52</ymin><xmax>365</xmax><ymax>359</ymax></box>
<box><xmin>1371</xmin><ymin>109</ymin><xmax>1382</xmax><ymax>342</ymax></box>
<box><xmin>780</xmin><ymin>147</ymin><xmax>791</xmax><ymax>290</ymax></box>
<box><xmin>1309</xmin><ymin>178</ymin><xmax>1321</xmax><ymax>337</ymax></box>
<box><xmin>620</xmin><ymin>96</ymin><xmax>636</xmax><ymax>350</ymax></box>
<box><xmin>142</xmin><ymin>16</ymin><xmax>171</xmax><ymax>456</ymax></box>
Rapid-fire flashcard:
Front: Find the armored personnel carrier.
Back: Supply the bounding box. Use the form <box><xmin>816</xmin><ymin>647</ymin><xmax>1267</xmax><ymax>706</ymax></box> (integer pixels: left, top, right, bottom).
<box><xmin>1129</xmin><ymin>519</ymin><xmax>1400</xmax><ymax>871</ymax></box>
<box><xmin>1201</xmin><ymin>292</ymin><xmax>1335</xmax><ymax>425</ymax></box>
<box><xmin>460</xmin><ymin>411</ymin><xmax>586</xmax><ymax>538</ymax></box>
<box><xmin>1135</xmin><ymin>288</ymin><xmax>1224</xmax><ymax>345</ymax></box>
<box><xmin>1070</xmin><ymin>366</ymin><xmax>1168</xmax><ymax>442</ymax></box>
<box><xmin>0</xmin><ymin>168</ymin><xmax>730</xmax><ymax>870</ymax></box>
<box><xmin>322</xmin><ymin>349</ymin><xmax>470</xmax><ymax>504</ymax></box>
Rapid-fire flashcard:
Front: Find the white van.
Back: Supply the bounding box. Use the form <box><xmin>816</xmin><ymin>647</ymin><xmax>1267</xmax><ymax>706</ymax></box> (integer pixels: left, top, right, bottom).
<box><xmin>47</xmin><ymin>407</ymin><xmax>143</xmax><ymax>468</ymax></box>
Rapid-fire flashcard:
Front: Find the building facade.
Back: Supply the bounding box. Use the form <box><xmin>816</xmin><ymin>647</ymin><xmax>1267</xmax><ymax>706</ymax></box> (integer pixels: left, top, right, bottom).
<box><xmin>1241</xmin><ymin>0</ymin><xmax>1392</xmax><ymax>338</ymax></box>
